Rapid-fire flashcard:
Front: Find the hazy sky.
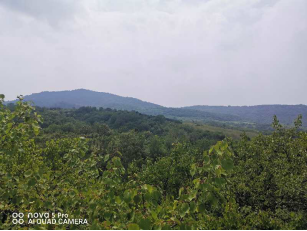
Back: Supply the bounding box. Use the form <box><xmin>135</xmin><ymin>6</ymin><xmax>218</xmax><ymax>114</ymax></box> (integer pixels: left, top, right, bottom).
<box><xmin>0</xmin><ymin>0</ymin><xmax>306</xmax><ymax>107</ymax></box>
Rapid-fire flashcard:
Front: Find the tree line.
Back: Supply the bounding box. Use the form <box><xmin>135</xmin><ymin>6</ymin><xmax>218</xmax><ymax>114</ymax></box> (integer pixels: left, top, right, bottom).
<box><xmin>1</xmin><ymin>96</ymin><xmax>306</xmax><ymax>229</ymax></box>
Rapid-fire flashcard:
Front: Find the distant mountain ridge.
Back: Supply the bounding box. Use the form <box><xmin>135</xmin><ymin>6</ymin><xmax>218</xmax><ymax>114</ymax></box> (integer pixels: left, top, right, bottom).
<box><xmin>8</xmin><ymin>89</ymin><xmax>162</xmax><ymax>111</ymax></box>
<box><xmin>5</xmin><ymin>89</ymin><xmax>307</xmax><ymax>127</ymax></box>
<box><xmin>184</xmin><ymin>105</ymin><xmax>307</xmax><ymax>127</ymax></box>
<box><xmin>5</xmin><ymin>89</ymin><xmax>241</xmax><ymax>123</ymax></box>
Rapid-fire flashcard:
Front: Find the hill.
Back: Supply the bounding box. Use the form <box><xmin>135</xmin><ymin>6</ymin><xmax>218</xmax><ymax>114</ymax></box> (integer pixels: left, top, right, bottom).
<box><xmin>5</xmin><ymin>89</ymin><xmax>241</xmax><ymax>123</ymax></box>
<box><xmin>8</xmin><ymin>89</ymin><xmax>162</xmax><ymax>111</ymax></box>
<box><xmin>2</xmin><ymin>95</ymin><xmax>307</xmax><ymax>229</ymax></box>
<box><xmin>185</xmin><ymin>105</ymin><xmax>307</xmax><ymax>127</ymax></box>
<box><xmin>5</xmin><ymin>89</ymin><xmax>307</xmax><ymax>128</ymax></box>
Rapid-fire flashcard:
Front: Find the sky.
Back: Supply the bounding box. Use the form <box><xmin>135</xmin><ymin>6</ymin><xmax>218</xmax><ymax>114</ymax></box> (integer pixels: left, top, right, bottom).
<box><xmin>0</xmin><ymin>0</ymin><xmax>306</xmax><ymax>107</ymax></box>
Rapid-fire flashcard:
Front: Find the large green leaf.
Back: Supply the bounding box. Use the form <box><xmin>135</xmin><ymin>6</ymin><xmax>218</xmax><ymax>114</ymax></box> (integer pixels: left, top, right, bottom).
<box><xmin>128</xmin><ymin>223</ymin><xmax>140</xmax><ymax>230</ymax></box>
<box><xmin>221</xmin><ymin>158</ymin><xmax>234</xmax><ymax>171</ymax></box>
<box><xmin>179</xmin><ymin>203</ymin><xmax>190</xmax><ymax>218</ymax></box>
<box><xmin>139</xmin><ymin>218</ymin><xmax>152</xmax><ymax>230</ymax></box>
<box><xmin>24</xmin><ymin>170</ymin><xmax>33</xmax><ymax>178</ymax></box>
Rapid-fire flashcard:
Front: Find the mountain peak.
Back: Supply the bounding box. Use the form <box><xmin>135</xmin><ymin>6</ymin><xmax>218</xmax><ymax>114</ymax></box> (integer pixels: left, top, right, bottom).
<box><xmin>6</xmin><ymin>89</ymin><xmax>162</xmax><ymax>110</ymax></box>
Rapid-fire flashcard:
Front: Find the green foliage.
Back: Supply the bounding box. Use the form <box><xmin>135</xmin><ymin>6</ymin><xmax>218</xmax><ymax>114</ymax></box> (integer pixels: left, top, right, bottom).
<box><xmin>6</xmin><ymin>90</ymin><xmax>307</xmax><ymax>130</ymax></box>
<box><xmin>187</xmin><ymin>105</ymin><xmax>307</xmax><ymax>129</ymax></box>
<box><xmin>1</xmin><ymin>95</ymin><xmax>307</xmax><ymax>229</ymax></box>
<box><xmin>229</xmin><ymin>116</ymin><xmax>307</xmax><ymax>229</ymax></box>
<box><xmin>5</xmin><ymin>89</ymin><xmax>243</xmax><ymax>123</ymax></box>
<box><xmin>33</xmin><ymin>106</ymin><xmax>224</xmax><ymax>167</ymax></box>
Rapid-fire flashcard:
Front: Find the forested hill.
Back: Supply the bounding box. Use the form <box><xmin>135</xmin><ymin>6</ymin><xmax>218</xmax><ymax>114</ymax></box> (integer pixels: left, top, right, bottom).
<box><xmin>2</xmin><ymin>95</ymin><xmax>307</xmax><ymax>229</ymax></box>
<box><xmin>5</xmin><ymin>89</ymin><xmax>307</xmax><ymax>127</ymax></box>
<box><xmin>185</xmin><ymin>105</ymin><xmax>307</xmax><ymax>127</ymax></box>
<box><xmin>5</xmin><ymin>89</ymin><xmax>241</xmax><ymax>123</ymax></box>
<box><xmin>7</xmin><ymin>89</ymin><xmax>162</xmax><ymax>111</ymax></box>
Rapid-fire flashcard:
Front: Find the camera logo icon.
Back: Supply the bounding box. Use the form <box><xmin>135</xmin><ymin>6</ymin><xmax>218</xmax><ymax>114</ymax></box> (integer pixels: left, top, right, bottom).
<box><xmin>12</xmin><ymin>213</ymin><xmax>24</xmax><ymax>224</ymax></box>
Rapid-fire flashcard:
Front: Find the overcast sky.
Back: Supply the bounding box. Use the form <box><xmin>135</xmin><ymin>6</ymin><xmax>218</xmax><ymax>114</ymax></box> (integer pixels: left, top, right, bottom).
<box><xmin>0</xmin><ymin>0</ymin><xmax>306</xmax><ymax>107</ymax></box>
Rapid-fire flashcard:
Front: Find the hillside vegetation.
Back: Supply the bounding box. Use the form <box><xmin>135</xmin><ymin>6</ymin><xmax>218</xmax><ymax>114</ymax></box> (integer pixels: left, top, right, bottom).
<box><xmin>186</xmin><ymin>105</ymin><xmax>307</xmax><ymax>128</ymax></box>
<box><xmin>1</xmin><ymin>95</ymin><xmax>307</xmax><ymax>229</ymax></box>
<box><xmin>6</xmin><ymin>89</ymin><xmax>240</xmax><ymax>123</ymax></box>
<box><xmin>185</xmin><ymin>122</ymin><xmax>259</xmax><ymax>140</ymax></box>
<box><xmin>8</xmin><ymin>89</ymin><xmax>307</xmax><ymax>129</ymax></box>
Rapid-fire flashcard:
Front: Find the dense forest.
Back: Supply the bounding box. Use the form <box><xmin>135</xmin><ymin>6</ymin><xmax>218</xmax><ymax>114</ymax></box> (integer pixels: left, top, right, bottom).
<box><xmin>186</xmin><ymin>105</ymin><xmax>307</xmax><ymax>128</ymax></box>
<box><xmin>5</xmin><ymin>90</ymin><xmax>239</xmax><ymax>123</ymax></box>
<box><xmin>6</xmin><ymin>89</ymin><xmax>307</xmax><ymax>129</ymax></box>
<box><xmin>1</xmin><ymin>95</ymin><xmax>307</xmax><ymax>229</ymax></box>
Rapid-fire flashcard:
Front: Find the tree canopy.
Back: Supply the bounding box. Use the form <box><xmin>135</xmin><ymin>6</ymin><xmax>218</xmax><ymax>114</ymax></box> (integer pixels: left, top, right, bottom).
<box><xmin>1</xmin><ymin>95</ymin><xmax>306</xmax><ymax>229</ymax></box>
